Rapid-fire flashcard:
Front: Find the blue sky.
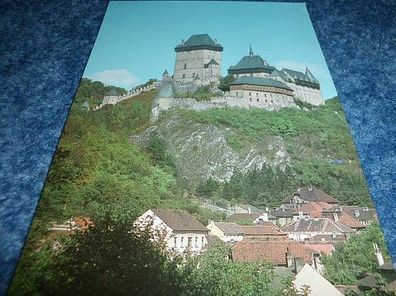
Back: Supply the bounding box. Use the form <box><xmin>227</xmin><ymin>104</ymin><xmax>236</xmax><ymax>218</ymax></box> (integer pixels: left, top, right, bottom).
<box><xmin>84</xmin><ymin>1</ymin><xmax>338</xmax><ymax>99</ymax></box>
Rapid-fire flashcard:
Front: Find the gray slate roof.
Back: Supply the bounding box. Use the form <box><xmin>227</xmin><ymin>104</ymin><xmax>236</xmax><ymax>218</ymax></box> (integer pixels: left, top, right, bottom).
<box><xmin>230</xmin><ymin>76</ymin><xmax>292</xmax><ymax>91</ymax></box>
<box><xmin>153</xmin><ymin>209</ymin><xmax>208</xmax><ymax>232</ymax></box>
<box><xmin>213</xmin><ymin>222</ymin><xmax>244</xmax><ymax>235</ymax></box>
<box><xmin>228</xmin><ymin>54</ymin><xmax>275</xmax><ymax>74</ymax></box>
<box><xmin>282</xmin><ymin>218</ymin><xmax>355</xmax><ymax>234</ymax></box>
<box><xmin>175</xmin><ymin>34</ymin><xmax>223</xmax><ymax>52</ymax></box>
<box><xmin>281</xmin><ymin>68</ymin><xmax>320</xmax><ymax>89</ymax></box>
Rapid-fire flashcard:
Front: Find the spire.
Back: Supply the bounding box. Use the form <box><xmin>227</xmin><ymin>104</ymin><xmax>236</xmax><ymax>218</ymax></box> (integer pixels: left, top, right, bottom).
<box><xmin>249</xmin><ymin>45</ymin><xmax>253</xmax><ymax>57</ymax></box>
<box><xmin>305</xmin><ymin>67</ymin><xmax>318</xmax><ymax>82</ymax></box>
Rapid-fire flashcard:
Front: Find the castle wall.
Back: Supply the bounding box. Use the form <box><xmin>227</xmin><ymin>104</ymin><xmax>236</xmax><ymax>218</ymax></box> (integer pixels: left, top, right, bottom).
<box><xmin>285</xmin><ymin>83</ymin><xmax>324</xmax><ymax>106</ymax></box>
<box><xmin>173</xmin><ymin>49</ymin><xmax>222</xmax><ymax>85</ymax></box>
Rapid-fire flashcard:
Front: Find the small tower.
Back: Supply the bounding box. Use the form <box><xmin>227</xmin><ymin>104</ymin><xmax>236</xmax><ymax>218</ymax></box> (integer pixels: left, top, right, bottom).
<box><xmin>162</xmin><ymin>69</ymin><xmax>170</xmax><ymax>81</ymax></box>
<box><xmin>173</xmin><ymin>34</ymin><xmax>223</xmax><ymax>86</ymax></box>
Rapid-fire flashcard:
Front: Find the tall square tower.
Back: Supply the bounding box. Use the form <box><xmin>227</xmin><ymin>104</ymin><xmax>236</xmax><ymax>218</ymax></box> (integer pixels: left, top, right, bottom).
<box><xmin>173</xmin><ymin>34</ymin><xmax>223</xmax><ymax>86</ymax></box>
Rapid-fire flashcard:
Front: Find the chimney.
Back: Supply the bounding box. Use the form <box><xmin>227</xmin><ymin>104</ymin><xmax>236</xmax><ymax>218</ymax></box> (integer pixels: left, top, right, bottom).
<box><xmin>373</xmin><ymin>242</ymin><xmax>385</xmax><ymax>266</ymax></box>
<box><xmin>286</xmin><ymin>247</ymin><xmax>293</xmax><ymax>267</ymax></box>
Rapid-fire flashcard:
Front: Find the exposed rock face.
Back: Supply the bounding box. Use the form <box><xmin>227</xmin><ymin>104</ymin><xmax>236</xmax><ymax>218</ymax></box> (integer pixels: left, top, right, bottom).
<box><xmin>132</xmin><ymin>115</ymin><xmax>290</xmax><ymax>188</ymax></box>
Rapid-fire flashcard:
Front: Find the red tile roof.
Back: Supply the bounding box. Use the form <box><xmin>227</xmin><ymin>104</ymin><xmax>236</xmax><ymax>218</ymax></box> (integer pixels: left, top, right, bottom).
<box><xmin>232</xmin><ymin>241</ymin><xmax>315</xmax><ymax>265</ymax></box>
<box><xmin>306</xmin><ymin>244</ymin><xmax>334</xmax><ymax>256</ymax></box>
<box><xmin>291</xmin><ymin>202</ymin><xmax>332</xmax><ymax>218</ymax></box>
<box><xmin>242</xmin><ymin>225</ymin><xmax>286</xmax><ymax>236</ymax></box>
<box><xmin>337</xmin><ymin>213</ymin><xmax>366</xmax><ymax>229</ymax></box>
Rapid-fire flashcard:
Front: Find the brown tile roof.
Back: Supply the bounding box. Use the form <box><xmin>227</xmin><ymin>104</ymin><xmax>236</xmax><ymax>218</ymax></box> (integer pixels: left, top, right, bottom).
<box><xmin>242</xmin><ymin>225</ymin><xmax>286</xmax><ymax>236</ymax></box>
<box><xmin>232</xmin><ymin>241</ymin><xmax>315</xmax><ymax>265</ymax></box>
<box><xmin>283</xmin><ymin>187</ymin><xmax>339</xmax><ymax>204</ymax></box>
<box><xmin>213</xmin><ymin>222</ymin><xmax>244</xmax><ymax>235</ymax></box>
<box><xmin>305</xmin><ymin>243</ymin><xmax>334</xmax><ymax>256</ymax></box>
<box><xmin>291</xmin><ymin>202</ymin><xmax>332</xmax><ymax>218</ymax></box>
<box><xmin>282</xmin><ymin>218</ymin><xmax>355</xmax><ymax>234</ymax></box>
<box><xmin>309</xmin><ymin>233</ymin><xmax>347</xmax><ymax>242</ymax></box>
<box><xmin>153</xmin><ymin>209</ymin><xmax>208</xmax><ymax>232</ymax></box>
<box><xmin>256</xmin><ymin>221</ymin><xmax>279</xmax><ymax>227</ymax></box>
<box><xmin>337</xmin><ymin>213</ymin><xmax>366</xmax><ymax>229</ymax></box>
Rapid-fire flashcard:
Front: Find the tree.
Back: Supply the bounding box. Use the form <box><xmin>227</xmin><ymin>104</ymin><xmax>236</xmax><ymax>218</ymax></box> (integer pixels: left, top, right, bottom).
<box><xmin>182</xmin><ymin>244</ymin><xmax>290</xmax><ymax>296</ymax></box>
<box><xmin>322</xmin><ymin>223</ymin><xmax>390</xmax><ymax>285</ymax></box>
<box><xmin>218</xmin><ymin>74</ymin><xmax>236</xmax><ymax>92</ymax></box>
<box><xmin>38</xmin><ymin>218</ymin><xmax>184</xmax><ymax>296</ymax></box>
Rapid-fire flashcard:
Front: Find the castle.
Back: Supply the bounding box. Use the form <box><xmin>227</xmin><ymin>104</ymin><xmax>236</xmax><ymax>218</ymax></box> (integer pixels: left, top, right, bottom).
<box><xmin>172</xmin><ymin>34</ymin><xmax>324</xmax><ymax>106</ymax></box>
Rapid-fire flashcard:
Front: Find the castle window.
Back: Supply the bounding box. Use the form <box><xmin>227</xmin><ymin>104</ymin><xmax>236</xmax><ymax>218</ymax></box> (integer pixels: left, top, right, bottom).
<box><xmin>250</xmin><ymin>73</ymin><xmax>253</xmax><ymax>77</ymax></box>
<box><xmin>182</xmin><ymin>74</ymin><xmax>186</xmax><ymax>79</ymax></box>
<box><xmin>256</xmin><ymin>93</ymin><xmax>258</xmax><ymax>96</ymax></box>
<box><xmin>265</xmin><ymin>99</ymin><xmax>268</xmax><ymax>103</ymax></box>
<box><xmin>249</xmin><ymin>98</ymin><xmax>252</xmax><ymax>102</ymax></box>
<box><xmin>236</xmin><ymin>92</ymin><xmax>238</xmax><ymax>96</ymax></box>
<box><xmin>184</xmin><ymin>63</ymin><xmax>187</xmax><ymax>69</ymax></box>
<box><xmin>192</xmin><ymin>73</ymin><xmax>195</xmax><ymax>77</ymax></box>
<box><xmin>271</xmin><ymin>100</ymin><xmax>274</xmax><ymax>103</ymax></box>
<box><xmin>249</xmin><ymin>92</ymin><xmax>251</xmax><ymax>96</ymax></box>
<box><xmin>257</xmin><ymin>98</ymin><xmax>259</xmax><ymax>102</ymax></box>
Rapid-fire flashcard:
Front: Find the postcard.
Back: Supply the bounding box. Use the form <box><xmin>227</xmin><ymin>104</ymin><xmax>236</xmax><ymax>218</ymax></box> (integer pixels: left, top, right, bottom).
<box><xmin>8</xmin><ymin>2</ymin><xmax>394</xmax><ymax>296</ymax></box>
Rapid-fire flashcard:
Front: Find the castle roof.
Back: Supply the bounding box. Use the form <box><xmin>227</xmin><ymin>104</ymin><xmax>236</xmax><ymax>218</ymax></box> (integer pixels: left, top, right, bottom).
<box><xmin>228</xmin><ymin>54</ymin><xmax>275</xmax><ymax>74</ymax></box>
<box><xmin>230</xmin><ymin>76</ymin><xmax>292</xmax><ymax>91</ymax></box>
<box><xmin>175</xmin><ymin>34</ymin><xmax>223</xmax><ymax>52</ymax></box>
<box><xmin>281</xmin><ymin>68</ymin><xmax>320</xmax><ymax>89</ymax></box>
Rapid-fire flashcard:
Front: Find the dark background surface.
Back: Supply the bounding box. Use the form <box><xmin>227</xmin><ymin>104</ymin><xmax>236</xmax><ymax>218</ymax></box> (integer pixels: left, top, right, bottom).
<box><xmin>0</xmin><ymin>0</ymin><xmax>395</xmax><ymax>294</ymax></box>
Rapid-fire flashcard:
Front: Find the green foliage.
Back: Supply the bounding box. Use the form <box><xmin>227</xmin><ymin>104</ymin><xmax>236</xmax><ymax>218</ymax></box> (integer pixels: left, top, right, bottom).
<box><xmin>218</xmin><ymin>74</ymin><xmax>236</xmax><ymax>92</ymax></box>
<box><xmin>176</xmin><ymin>86</ymin><xmax>218</xmax><ymax>101</ymax></box>
<box><xmin>75</xmin><ymin>78</ymin><xmax>127</xmax><ymax>107</ymax></box>
<box><xmin>11</xmin><ymin>218</ymin><xmax>184</xmax><ymax>296</ymax></box>
<box><xmin>322</xmin><ymin>223</ymin><xmax>390</xmax><ymax>285</ymax></box>
<box><xmin>147</xmin><ymin>131</ymin><xmax>176</xmax><ymax>172</ymax></box>
<box><xmin>172</xmin><ymin>97</ymin><xmax>372</xmax><ymax>206</ymax></box>
<box><xmin>183</xmin><ymin>244</ymin><xmax>289</xmax><ymax>296</ymax></box>
<box><xmin>293</xmin><ymin>97</ymin><xmax>316</xmax><ymax>110</ymax></box>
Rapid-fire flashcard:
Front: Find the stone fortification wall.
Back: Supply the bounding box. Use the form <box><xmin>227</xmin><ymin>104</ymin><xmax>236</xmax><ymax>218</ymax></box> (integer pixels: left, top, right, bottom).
<box><xmin>150</xmin><ymin>94</ymin><xmax>297</xmax><ymax>122</ymax></box>
<box><xmin>286</xmin><ymin>82</ymin><xmax>324</xmax><ymax>106</ymax></box>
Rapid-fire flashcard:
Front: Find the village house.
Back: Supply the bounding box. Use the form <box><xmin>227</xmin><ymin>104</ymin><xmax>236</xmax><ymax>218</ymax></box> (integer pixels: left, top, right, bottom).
<box><xmin>206</xmin><ymin>221</ymin><xmax>244</xmax><ymax>243</ymax></box>
<box><xmin>134</xmin><ymin>209</ymin><xmax>208</xmax><ymax>255</ymax></box>
<box><xmin>282</xmin><ymin>217</ymin><xmax>355</xmax><ymax>242</ymax></box>
<box><xmin>232</xmin><ymin>240</ymin><xmax>322</xmax><ymax>271</ymax></box>
<box><xmin>293</xmin><ymin>263</ymin><xmax>344</xmax><ymax>296</ymax></box>
<box><xmin>281</xmin><ymin>186</ymin><xmax>339</xmax><ymax>209</ymax></box>
<box><xmin>290</xmin><ymin>201</ymin><xmax>333</xmax><ymax>221</ymax></box>
<box><xmin>241</xmin><ymin>225</ymin><xmax>288</xmax><ymax>241</ymax></box>
<box><xmin>270</xmin><ymin>205</ymin><xmax>294</xmax><ymax>227</ymax></box>
<box><xmin>322</xmin><ymin>205</ymin><xmax>377</xmax><ymax>226</ymax></box>
<box><xmin>227</xmin><ymin>211</ymin><xmax>277</xmax><ymax>225</ymax></box>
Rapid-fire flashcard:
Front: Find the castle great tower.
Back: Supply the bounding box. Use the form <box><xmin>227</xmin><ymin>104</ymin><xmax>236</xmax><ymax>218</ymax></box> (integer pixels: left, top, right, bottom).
<box><xmin>173</xmin><ymin>34</ymin><xmax>223</xmax><ymax>86</ymax></box>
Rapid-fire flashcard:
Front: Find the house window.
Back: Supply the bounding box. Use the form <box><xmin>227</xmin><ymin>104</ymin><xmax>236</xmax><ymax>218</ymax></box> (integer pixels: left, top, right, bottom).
<box><xmin>181</xmin><ymin>237</ymin><xmax>184</xmax><ymax>247</ymax></box>
<box><xmin>202</xmin><ymin>237</ymin><xmax>205</xmax><ymax>246</ymax></box>
<box><xmin>174</xmin><ymin>237</ymin><xmax>177</xmax><ymax>247</ymax></box>
<box><xmin>188</xmin><ymin>237</ymin><xmax>192</xmax><ymax>247</ymax></box>
<box><xmin>195</xmin><ymin>237</ymin><xmax>198</xmax><ymax>248</ymax></box>
<box><xmin>184</xmin><ymin>63</ymin><xmax>187</xmax><ymax>69</ymax></box>
<box><xmin>182</xmin><ymin>74</ymin><xmax>186</xmax><ymax>79</ymax></box>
